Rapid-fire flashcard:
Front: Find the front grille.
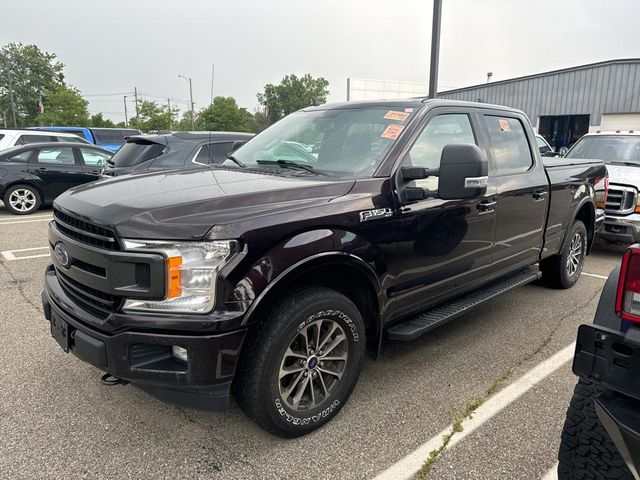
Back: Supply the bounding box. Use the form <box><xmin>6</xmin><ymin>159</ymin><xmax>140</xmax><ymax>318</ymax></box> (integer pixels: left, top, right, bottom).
<box><xmin>605</xmin><ymin>186</ymin><xmax>637</xmax><ymax>214</ymax></box>
<box><xmin>56</xmin><ymin>268</ymin><xmax>121</xmax><ymax>319</ymax></box>
<box><xmin>53</xmin><ymin>209</ymin><xmax>119</xmax><ymax>250</ymax></box>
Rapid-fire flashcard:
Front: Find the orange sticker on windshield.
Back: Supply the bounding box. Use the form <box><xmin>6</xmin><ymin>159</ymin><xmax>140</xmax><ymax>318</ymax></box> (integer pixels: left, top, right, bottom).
<box><xmin>384</xmin><ymin>111</ymin><xmax>411</xmax><ymax>121</ymax></box>
<box><xmin>381</xmin><ymin>124</ymin><xmax>404</xmax><ymax>140</ymax></box>
<box><xmin>499</xmin><ymin>119</ymin><xmax>511</xmax><ymax>132</ymax></box>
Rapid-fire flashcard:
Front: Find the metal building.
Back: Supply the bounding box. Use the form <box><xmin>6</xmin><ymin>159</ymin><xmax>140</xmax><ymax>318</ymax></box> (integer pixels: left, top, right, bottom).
<box><xmin>438</xmin><ymin>58</ymin><xmax>640</xmax><ymax>151</ymax></box>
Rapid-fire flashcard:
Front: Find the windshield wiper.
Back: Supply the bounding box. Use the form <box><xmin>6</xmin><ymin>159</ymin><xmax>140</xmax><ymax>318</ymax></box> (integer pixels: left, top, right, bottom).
<box><xmin>225</xmin><ymin>155</ymin><xmax>246</xmax><ymax>168</ymax></box>
<box><xmin>256</xmin><ymin>159</ymin><xmax>325</xmax><ymax>175</ymax></box>
<box><xmin>607</xmin><ymin>161</ymin><xmax>640</xmax><ymax>167</ymax></box>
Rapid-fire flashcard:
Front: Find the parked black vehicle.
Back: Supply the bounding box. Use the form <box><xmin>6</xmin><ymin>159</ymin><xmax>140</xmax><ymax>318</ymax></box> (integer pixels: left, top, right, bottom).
<box><xmin>101</xmin><ymin>131</ymin><xmax>254</xmax><ymax>177</ymax></box>
<box><xmin>0</xmin><ymin>143</ymin><xmax>112</xmax><ymax>215</ymax></box>
<box><xmin>559</xmin><ymin>246</ymin><xmax>640</xmax><ymax>480</ymax></box>
<box><xmin>43</xmin><ymin>99</ymin><xmax>607</xmax><ymax>437</ymax></box>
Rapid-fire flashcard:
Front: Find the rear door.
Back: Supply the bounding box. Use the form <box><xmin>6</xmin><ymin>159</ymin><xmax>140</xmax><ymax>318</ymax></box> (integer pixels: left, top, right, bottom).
<box><xmin>479</xmin><ymin>111</ymin><xmax>549</xmax><ymax>272</ymax></box>
<box><xmin>27</xmin><ymin>146</ymin><xmax>85</xmax><ymax>200</ymax></box>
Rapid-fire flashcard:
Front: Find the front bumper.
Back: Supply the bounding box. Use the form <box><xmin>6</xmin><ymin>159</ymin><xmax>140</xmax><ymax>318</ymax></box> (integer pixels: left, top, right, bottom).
<box><xmin>42</xmin><ymin>269</ymin><xmax>247</xmax><ymax>411</ymax></box>
<box><xmin>599</xmin><ymin>213</ymin><xmax>640</xmax><ymax>243</ymax></box>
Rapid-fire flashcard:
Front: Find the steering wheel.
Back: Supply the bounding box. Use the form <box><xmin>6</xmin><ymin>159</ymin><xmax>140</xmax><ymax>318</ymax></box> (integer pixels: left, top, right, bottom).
<box><xmin>274</xmin><ymin>142</ymin><xmax>318</xmax><ymax>164</ymax></box>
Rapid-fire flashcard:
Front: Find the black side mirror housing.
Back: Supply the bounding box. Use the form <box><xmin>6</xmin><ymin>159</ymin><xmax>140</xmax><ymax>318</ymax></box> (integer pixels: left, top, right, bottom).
<box><xmin>231</xmin><ymin>140</ymin><xmax>245</xmax><ymax>152</ymax></box>
<box><xmin>437</xmin><ymin>144</ymin><xmax>488</xmax><ymax>200</ymax></box>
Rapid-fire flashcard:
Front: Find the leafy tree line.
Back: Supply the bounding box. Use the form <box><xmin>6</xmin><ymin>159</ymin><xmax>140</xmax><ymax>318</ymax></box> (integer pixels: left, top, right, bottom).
<box><xmin>0</xmin><ymin>42</ymin><xmax>329</xmax><ymax>133</ymax></box>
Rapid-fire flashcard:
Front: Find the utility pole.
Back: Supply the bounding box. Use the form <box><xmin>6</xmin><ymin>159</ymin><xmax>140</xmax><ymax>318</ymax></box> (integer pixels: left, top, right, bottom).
<box><xmin>179</xmin><ymin>74</ymin><xmax>195</xmax><ymax>130</ymax></box>
<box><xmin>428</xmin><ymin>0</ymin><xmax>443</xmax><ymax>99</ymax></box>
<box><xmin>167</xmin><ymin>98</ymin><xmax>172</xmax><ymax>130</ymax></box>
<box><xmin>210</xmin><ymin>63</ymin><xmax>215</xmax><ymax>105</ymax></box>
<box><xmin>123</xmin><ymin>95</ymin><xmax>129</xmax><ymax>127</ymax></box>
<box><xmin>134</xmin><ymin>87</ymin><xmax>140</xmax><ymax>118</ymax></box>
<box><xmin>6</xmin><ymin>63</ymin><xmax>17</xmax><ymax>127</ymax></box>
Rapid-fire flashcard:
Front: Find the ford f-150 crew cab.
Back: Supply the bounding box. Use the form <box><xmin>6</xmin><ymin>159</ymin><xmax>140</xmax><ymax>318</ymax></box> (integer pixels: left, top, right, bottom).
<box><xmin>42</xmin><ymin>99</ymin><xmax>607</xmax><ymax>437</ymax></box>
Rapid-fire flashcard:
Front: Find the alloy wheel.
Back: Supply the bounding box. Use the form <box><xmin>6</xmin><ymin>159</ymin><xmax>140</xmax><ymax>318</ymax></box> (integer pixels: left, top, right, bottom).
<box><xmin>8</xmin><ymin>189</ymin><xmax>37</xmax><ymax>213</ymax></box>
<box><xmin>566</xmin><ymin>232</ymin><xmax>583</xmax><ymax>277</ymax></box>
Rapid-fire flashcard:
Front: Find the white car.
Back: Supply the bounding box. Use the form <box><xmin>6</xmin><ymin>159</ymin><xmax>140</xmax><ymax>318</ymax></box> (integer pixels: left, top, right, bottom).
<box><xmin>0</xmin><ymin>130</ymin><xmax>90</xmax><ymax>151</ymax></box>
<box><xmin>564</xmin><ymin>130</ymin><xmax>640</xmax><ymax>243</ymax></box>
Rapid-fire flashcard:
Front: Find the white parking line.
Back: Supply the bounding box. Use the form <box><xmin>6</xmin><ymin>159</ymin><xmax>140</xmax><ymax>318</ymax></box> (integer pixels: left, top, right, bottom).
<box><xmin>541</xmin><ymin>462</ymin><xmax>558</xmax><ymax>480</ymax></box>
<box><xmin>0</xmin><ymin>217</ymin><xmax>52</xmax><ymax>225</ymax></box>
<box><xmin>373</xmin><ymin>343</ymin><xmax>576</xmax><ymax>480</ymax></box>
<box><xmin>582</xmin><ymin>272</ymin><xmax>609</xmax><ymax>280</ymax></box>
<box><xmin>1</xmin><ymin>246</ymin><xmax>50</xmax><ymax>261</ymax></box>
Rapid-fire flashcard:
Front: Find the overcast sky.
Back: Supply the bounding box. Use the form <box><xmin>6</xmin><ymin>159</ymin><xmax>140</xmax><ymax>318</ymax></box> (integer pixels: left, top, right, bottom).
<box><xmin>2</xmin><ymin>0</ymin><xmax>639</xmax><ymax>122</ymax></box>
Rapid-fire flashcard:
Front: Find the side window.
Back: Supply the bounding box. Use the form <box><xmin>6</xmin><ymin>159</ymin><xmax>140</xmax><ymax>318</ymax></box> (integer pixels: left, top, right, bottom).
<box><xmin>407</xmin><ymin>114</ymin><xmax>476</xmax><ymax>170</ymax></box>
<box><xmin>484</xmin><ymin>116</ymin><xmax>533</xmax><ymax>175</ymax></box>
<box><xmin>193</xmin><ymin>145</ymin><xmax>210</xmax><ymax>165</ymax></box>
<box><xmin>62</xmin><ymin>136</ymin><xmax>86</xmax><ymax>144</ymax></box>
<box><xmin>535</xmin><ymin>136</ymin><xmax>551</xmax><ymax>154</ymax></box>
<box><xmin>210</xmin><ymin>142</ymin><xmax>234</xmax><ymax>163</ymax></box>
<box><xmin>8</xmin><ymin>150</ymin><xmax>32</xmax><ymax>162</ymax></box>
<box><xmin>80</xmin><ymin>148</ymin><xmax>111</xmax><ymax>166</ymax></box>
<box><xmin>16</xmin><ymin>134</ymin><xmax>56</xmax><ymax>145</ymax></box>
<box><xmin>33</xmin><ymin>147</ymin><xmax>76</xmax><ymax>165</ymax></box>
<box><xmin>405</xmin><ymin>114</ymin><xmax>475</xmax><ymax>190</ymax></box>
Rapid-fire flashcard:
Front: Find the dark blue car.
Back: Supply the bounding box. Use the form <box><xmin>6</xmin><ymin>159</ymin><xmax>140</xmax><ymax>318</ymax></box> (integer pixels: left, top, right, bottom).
<box><xmin>30</xmin><ymin>127</ymin><xmax>141</xmax><ymax>152</ymax></box>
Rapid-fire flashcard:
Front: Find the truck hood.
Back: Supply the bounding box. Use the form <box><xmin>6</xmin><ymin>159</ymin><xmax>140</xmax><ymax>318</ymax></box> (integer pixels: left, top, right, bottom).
<box><xmin>54</xmin><ymin>167</ymin><xmax>355</xmax><ymax>239</ymax></box>
<box><xmin>606</xmin><ymin>164</ymin><xmax>640</xmax><ymax>188</ymax></box>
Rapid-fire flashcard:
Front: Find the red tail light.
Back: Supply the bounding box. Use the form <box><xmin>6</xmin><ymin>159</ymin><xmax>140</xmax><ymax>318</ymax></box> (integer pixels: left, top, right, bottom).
<box><xmin>616</xmin><ymin>246</ymin><xmax>640</xmax><ymax>322</ymax></box>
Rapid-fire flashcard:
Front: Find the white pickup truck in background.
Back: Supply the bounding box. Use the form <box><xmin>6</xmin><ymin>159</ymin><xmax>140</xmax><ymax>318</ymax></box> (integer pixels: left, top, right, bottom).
<box><xmin>565</xmin><ymin>130</ymin><xmax>640</xmax><ymax>243</ymax></box>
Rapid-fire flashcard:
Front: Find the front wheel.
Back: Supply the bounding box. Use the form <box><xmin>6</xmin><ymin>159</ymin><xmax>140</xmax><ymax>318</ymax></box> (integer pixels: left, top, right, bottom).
<box><xmin>541</xmin><ymin>220</ymin><xmax>587</xmax><ymax>289</ymax></box>
<box><xmin>234</xmin><ymin>287</ymin><xmax>366</xmax><ymax>437</ymax></box>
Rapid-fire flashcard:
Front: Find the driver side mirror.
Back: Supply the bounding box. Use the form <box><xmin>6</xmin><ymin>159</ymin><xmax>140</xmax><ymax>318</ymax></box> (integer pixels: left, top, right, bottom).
<box><xmin>399</xmin><ymin>144</ymin><xmax>488</xmax><ymax>202</ymax></box>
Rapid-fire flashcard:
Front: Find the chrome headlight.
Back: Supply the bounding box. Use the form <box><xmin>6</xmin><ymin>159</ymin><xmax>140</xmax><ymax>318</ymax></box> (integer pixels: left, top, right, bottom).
<box><xmin>122</xmin><ymin>239</ymin><xmax>238</xmax><ymax>313</ymax></box>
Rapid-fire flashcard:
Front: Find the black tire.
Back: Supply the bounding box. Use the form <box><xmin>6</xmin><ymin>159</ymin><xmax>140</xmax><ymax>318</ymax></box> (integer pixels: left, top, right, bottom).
<box><xmin>234</xmin><ymin>287</ymin><xmax>366</xmax><ymax>437</ymax></box>
<box><xmin>3</xmin><ymin>184</ymin><xmax>42</xmax><ymax>215</ymax></box>
<box><xmin>558</xmin><ymin>380</ymin><xmax>633</xmax><ymax>480</ymax></box>
<box><xmin>541</xmin><ymin>220</ymin><xmax>587</xmax><ymax>289</ymax></box>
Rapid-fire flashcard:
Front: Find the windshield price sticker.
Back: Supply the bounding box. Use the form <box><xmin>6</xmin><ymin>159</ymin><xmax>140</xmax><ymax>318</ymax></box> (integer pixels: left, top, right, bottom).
<box><xmin>499</xmin><ymin>119</ymin><xmax>511</xmax><ymax>132</ymax></box>
<box><xmin>381</xmin><ymin>124</ymin><xmax>405</xmax><ymax>140</ymax></box>
<box><xmin>383</xmin><ymin>111</ymin><xmax>411</xmax><ymax>121</ymax></box>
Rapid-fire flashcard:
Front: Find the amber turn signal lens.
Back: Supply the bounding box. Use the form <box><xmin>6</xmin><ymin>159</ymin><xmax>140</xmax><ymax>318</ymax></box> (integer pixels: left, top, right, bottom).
<box><xmin>166</xmin><ymin>256</ymin><xmax>182</xmax><ymax>298</ymax></box>
<box><xmin>635</xmin><ymin>205</ymin><xmax>640</xmax><ymax>213</ymax></box>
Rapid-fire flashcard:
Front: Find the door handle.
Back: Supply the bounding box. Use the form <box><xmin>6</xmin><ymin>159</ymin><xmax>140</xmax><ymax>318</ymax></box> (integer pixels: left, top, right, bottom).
<box><xmin>532</xmin><ymin>190</ymin><xmax>548</xmax><ymax>200</ymax></box>
<box><xmin>477</xmin><ymin>199</ymin><xmax>497</xmax><ymax>213</ymax></box>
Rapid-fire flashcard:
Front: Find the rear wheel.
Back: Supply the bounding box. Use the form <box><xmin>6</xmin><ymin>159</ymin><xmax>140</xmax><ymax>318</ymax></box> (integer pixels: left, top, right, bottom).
<box><xmin>3</xmin><ymin>184</ymin><xmax>41</xmax><ymax>215</ymax></box>
<box><xmin>541</xmin><ymin>220</ymin><xmax>587</xmax><ymax>289</ymax></box>
<box><xmin>558</xmin><ymin>380</ymin><xmax>633</xmax><ymax>480</ymax></box>
<box><xmin>234</xmin><ymin>287</ymin><xmax>366</xmax><ymax>437</ymax></box>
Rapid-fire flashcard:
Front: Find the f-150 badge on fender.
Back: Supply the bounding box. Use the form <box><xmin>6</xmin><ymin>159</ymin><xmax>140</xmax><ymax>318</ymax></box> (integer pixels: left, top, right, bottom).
<box><xmin>359</xmin><ymin>208</ymin><xmax>393</xmax><ymax>222</ymax></box>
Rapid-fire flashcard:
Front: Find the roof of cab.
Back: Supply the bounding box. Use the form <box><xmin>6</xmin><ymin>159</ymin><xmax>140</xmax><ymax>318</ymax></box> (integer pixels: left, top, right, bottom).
<box><xmin>303</xmin><ymin>98</ymin><xmax>525</xmax><ymax>115</ymax></box>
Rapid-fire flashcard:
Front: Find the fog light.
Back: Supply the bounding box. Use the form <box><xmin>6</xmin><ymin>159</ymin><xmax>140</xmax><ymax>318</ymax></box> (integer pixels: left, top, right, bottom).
<box><xmin>172</xmin><ymin>346</ymin><xmax>188</xmax><ymax>363</ymax></box>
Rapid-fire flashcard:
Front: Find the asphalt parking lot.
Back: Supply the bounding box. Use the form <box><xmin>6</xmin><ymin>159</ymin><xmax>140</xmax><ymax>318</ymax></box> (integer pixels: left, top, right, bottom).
<box><xmin>0</xmin><ymin>205</ymin><xmax>625</xmax><ymax>480</ymax></box>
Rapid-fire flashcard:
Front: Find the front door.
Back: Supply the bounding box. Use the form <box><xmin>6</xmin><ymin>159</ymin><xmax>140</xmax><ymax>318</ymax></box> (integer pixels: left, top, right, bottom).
<box><xmin>28</xmin><ymin>146</ymin><xmax>85</xmax><ymax>200</ymax></box>
<box><xmin>478</xmin><ymin>112</ymin><xmax>549</xmax><ymax>273</ymax></box>
<box><xmin>389</xmin><ymin>109</ymin><xmax>497</xmax><ymax>317</ymax></box>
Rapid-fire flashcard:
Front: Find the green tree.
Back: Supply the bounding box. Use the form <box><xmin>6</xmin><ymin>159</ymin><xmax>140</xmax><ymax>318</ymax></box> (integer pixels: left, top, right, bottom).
<box><xmin>251</xmin><ymin>109</ymin><xmax>271</xmax><ymax>133</ymax></box>
<box><xmin>129</xmin><ymin>100</ymin><xmax>178</xmax><ymax>132</ymax></box>
<box><xmin>37</xmin><ymin>84</ymin><xmax>89</xmax><ymax>126</ymax></box>
<box><xmin>257</xmin><ymin>74</ymin><xmax>329</xmax><ymax>123</ymax></box>
<box><xmin>90</xmin><ymin>113</ymin><xmax>116</xmax><ymax>128</ymax></box>
<box><xmin>0</xmin><ymin>42</ymin><xmax>65</xmax><ymax>127</ymax></box>
<box><xmin>196</xmin><ymin>96</ymin><xmax>253</xmax><ymax>132</ymax></box>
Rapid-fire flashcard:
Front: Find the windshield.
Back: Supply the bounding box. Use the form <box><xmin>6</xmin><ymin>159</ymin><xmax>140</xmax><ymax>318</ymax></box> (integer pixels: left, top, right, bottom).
<box><xmin>230</xmin><ymin>106</ymin><xmax>418</xmax><ymax>177</ymax></box>
<box><xmin>566</xmin><ymin>135</ymin><xmax>640</xmax><ymax>165</ymax></box>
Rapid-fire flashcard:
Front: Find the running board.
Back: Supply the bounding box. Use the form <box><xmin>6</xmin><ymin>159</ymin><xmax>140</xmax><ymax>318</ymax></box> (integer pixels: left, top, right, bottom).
<box><xmin>386</xmin><ymin>267</ymin><xmax>541</xmax><ymax>341</ymax></box>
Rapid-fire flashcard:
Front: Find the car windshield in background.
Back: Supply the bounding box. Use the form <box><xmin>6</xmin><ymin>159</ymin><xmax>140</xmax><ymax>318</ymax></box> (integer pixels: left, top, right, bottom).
<box><xmin>566</xmin><ymin>135</ymin><xmax>640</xmax><ymax>165</ymax></box>
<box><xmin>230</xmin><ymin>106</ymin><xmax>417</xmax><ymax>177</ymax></box>
<box><xmin>109</xmin><ymin>140</ymin><xmax>165</xmax><ymax>167</ymax></box>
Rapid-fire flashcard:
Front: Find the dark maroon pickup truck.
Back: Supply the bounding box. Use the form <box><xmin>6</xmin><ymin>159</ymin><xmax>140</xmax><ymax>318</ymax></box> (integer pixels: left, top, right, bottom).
<box><xmin>43</xmin><ymin>99</ymin><xmax>606</xmax><ymax>437</ymax></box>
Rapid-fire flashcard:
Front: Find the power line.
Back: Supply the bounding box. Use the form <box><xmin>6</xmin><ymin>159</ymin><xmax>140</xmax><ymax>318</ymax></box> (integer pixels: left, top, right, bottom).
<box><xmin>84</xmin><ymin>92</ymin><xmax>134</xmax><ymax>97</ymax></box>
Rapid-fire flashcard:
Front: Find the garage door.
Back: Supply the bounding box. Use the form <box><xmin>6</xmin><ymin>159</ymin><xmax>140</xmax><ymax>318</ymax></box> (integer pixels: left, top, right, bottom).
<box><xmin>600</xmin><ymin>113</ymin><xmax>640</xmax><ymax>130</ymax></box>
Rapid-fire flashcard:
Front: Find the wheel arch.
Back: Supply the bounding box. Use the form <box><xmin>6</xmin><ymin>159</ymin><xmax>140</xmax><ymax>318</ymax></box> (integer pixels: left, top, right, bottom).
<box><xmin>572</xmin><ymin>199</ymin><xmax>596</xmax><ymax>254</ymax></box>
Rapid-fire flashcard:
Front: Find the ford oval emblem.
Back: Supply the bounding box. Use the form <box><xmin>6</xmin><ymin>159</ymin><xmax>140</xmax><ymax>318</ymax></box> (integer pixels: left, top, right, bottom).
<box><xmin>54</xmin><ymin>242</ymin><xmax>70</xmax><ymax>267</ymax></box>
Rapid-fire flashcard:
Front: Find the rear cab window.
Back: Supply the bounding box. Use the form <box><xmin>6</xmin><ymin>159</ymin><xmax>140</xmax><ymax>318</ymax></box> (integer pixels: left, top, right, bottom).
<box><xmin>484</xmin><ymin>116</ymin><xmax>534</xmax><ymax>175</ymax></box>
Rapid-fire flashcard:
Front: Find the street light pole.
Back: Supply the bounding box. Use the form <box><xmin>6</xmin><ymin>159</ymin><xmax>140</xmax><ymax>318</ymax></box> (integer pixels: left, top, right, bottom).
<box><xmin>179</xmin><ymin>74</ymin><xmax>195</xmax><ymax>130</ymax></box>
<box><xmin>428</xmin><ymin>0</ymin><xmax>443</xmax><ymax>99</ymax></box>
